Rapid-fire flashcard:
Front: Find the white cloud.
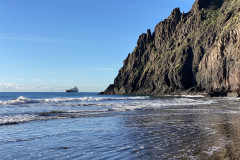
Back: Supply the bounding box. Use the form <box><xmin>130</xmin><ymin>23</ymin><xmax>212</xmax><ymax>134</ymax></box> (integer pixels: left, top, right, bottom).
<box><xmin>0</xmin><ymin>35</ymin><xmax>64</xmax><ymax>43</ymax></box>
<box><xmin>0</xmin><ymin>83</ymin><xmax>66</xmax><ymax>92</ymax></box>
<box><xmin>0</xmin><ymin>83</ymin><xmax>22</xmax><ymax>90</ymax></box>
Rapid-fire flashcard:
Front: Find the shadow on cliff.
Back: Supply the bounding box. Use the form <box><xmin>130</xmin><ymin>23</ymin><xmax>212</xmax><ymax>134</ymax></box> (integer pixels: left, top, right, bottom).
<box><xmin>181</xmin><ymin>46</ymin><xmax>197</xmax><ymax>90</ymax></box>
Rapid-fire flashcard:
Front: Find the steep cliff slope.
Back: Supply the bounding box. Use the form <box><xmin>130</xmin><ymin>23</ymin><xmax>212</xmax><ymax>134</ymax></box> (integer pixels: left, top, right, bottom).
<box><xmin>103</xmin><ymin>0</ymin><xmax>240</xmax><ymax>96</ymax></box>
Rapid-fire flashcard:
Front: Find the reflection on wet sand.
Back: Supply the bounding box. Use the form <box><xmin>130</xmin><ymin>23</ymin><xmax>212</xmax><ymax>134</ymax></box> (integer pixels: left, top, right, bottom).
<box><xmin>123</xmin><ymin>100</ymin><xmax>240</xmax><ymax>159</ymax></box>
<box><xmin>210</xmin><ymin>114</ymin><xmax>240</xmax><ymax>160</ymax></box>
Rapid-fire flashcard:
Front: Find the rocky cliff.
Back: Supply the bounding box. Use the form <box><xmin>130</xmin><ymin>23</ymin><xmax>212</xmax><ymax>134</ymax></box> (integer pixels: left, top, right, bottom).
<box><xmin>103</xmin><ymin>0</ymin><xmax>240</xmax><ymax>96</ymax></box>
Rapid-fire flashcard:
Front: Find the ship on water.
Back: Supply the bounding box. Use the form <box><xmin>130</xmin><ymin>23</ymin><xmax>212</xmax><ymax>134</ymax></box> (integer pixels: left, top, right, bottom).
<box><xmin>66</xmin><ymin>86</ymin><xmax>78</xmax><ymax>92</ymax></box>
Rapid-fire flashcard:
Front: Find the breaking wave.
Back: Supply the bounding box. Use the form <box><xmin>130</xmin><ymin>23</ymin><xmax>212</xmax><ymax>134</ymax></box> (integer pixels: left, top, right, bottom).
<box><xmin>110</xmin><ymin>98</ymin><xmax>214</xmax><ymax>111</ymax></box>
<box><xmin>0</xmin><ymin>94</ymin><xmax>216</xmax><ymax>126</ymax></box>
<box><xmin>0</xmin><ymin>114</ymin><xmax>52</xmax><ymax>126</ymax></box>
<box><xmin>0</xmin><ymin>96</ymin><xmax>150</xmax><ymax>105</ymax></box>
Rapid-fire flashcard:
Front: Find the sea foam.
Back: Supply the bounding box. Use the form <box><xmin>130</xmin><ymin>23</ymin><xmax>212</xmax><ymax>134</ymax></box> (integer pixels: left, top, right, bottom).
<box><xmin>0</xmin><ymin>96</ymin><xmax>150</xmax><ymax>105</ymax></box>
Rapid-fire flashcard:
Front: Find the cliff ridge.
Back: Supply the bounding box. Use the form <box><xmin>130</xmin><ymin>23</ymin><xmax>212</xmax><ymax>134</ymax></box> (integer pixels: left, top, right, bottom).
<box><xmin>103</xmin><ymin>0</ymin><xmax>240</xmax><ymax>96</ymax></box>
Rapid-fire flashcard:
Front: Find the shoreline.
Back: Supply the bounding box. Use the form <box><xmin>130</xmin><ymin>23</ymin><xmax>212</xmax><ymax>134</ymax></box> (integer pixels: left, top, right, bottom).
<box><xmin>99</xmin><ymin>90</ymin><xmax>240</xmax><ymax>98</ymax></box>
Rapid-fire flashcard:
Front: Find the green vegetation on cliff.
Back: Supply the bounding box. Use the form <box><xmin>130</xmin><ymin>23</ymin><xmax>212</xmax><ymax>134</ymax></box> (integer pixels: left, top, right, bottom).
<box><xmin>103</xmin><ymin>0</ymin><xmax>240</xmax><ymax>96</ymax></box>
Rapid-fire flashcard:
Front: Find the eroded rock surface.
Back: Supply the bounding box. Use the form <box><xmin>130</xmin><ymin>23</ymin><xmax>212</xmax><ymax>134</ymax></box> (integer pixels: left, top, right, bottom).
<box><xmin>103</xmin><ymin>0</ymin><xmax>240</xmax><ymax>96</ymax></box>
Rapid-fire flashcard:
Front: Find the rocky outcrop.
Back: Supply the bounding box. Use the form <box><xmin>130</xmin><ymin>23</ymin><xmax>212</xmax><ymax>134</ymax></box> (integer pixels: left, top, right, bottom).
<box><xmin>103</xmin><ymin>0</ymin><xmax>240</xmax><ymax>96</ymax></box>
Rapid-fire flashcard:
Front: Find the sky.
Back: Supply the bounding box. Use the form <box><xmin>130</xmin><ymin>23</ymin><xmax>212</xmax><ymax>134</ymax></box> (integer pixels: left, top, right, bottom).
<box><xmin>0</xmin><ymin>0</ymin><xmax>195</xmax><ymax>92</ymax></box>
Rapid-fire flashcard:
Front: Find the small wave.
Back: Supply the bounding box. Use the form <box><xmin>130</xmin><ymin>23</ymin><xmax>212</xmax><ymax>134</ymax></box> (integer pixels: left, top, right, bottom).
<box><xmin>0</xmin><ymin>97</ymin><xmax>214</xmax><ymax>125</ymax></box>
<box><xmin>0</xmin><ymin>96</ymin><xmax>40</xmax><ymax>105</ymax></box>
<box><xmin>131</xmin><ymin>98</ymin><xmax>214</xmax><ymax>108</ymax></box>
<box><xmin>102</xmin><ymin>98</ymin><xmax>214</xmax><ymax>112</ymax></box>
<box><xmin>164</xmin><ymin>94</ymin><xmax>205</xmax><ymax>98</ymax></box>
<box><xmin>0</xmin><ymin>96</ymin><xmax>150</xmax><ymax>105</ymax></box>
<box><xmin>38</xmin><ymin>110</ymin><xmax>110</xmax><ymax>117</ymax></box>
<box><xmin>0</xmin><ymin>112</ymin><xmax>71</xmax><ymax>126</ymax></box>
<box><xmin>0</xmin><ymin>109</ymin><xmax>112</xmax><ymax>125</ymax></box>
<box><xmin>0</xmin><ymin>114</ymin><xmax>39</xmax><ymax>126</ymax></box>
<box><xmin>181</xmin><ymin>95</ymin><xmax>205</xmax><ymax>98</ymax></box>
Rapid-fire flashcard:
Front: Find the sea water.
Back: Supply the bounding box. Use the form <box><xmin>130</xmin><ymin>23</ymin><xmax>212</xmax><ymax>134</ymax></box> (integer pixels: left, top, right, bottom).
<box><xmin>1</xmin><ymin>92</ymin><xmax>240</xmax><ymax>159</ymax></box>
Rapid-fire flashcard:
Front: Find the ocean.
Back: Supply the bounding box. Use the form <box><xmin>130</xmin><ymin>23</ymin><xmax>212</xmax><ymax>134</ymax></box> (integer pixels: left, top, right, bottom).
<box><xmin>1</xmin><ymin>92</ymin><xmax>240</xmax><ymax>159</ymax></box>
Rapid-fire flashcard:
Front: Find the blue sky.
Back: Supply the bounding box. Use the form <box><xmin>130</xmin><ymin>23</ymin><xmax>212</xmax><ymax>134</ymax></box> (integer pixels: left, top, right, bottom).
<box><xmin>0</xmin><ymin>0</ymin><xmax>195</xmax><ymax>92</ymax></box>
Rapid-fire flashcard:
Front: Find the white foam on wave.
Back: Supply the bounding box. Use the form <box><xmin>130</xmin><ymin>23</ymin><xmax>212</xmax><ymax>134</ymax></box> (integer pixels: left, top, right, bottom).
<box><xmin>0</xmin><ymin>114</ymin><xmax>37</xmax><ymax>125</ymax></box>
<box><xmin>164</xmin><ymin>94</ymin><xmax>205</xmax><ymax>98</ymax></box>
<box><xmin>0</xmin><ymin>112</ymin><xmax>72</xmax><ymax>126</ymax></box>
<box><xmin>0</xmin><ymin>96</ymin><xmax>40</xmax><ymax>105</ymax></box>
<box><xmin>0</xmin><ymin>96</ymin><xmax>150</xmax><ymax>105</ymax></box>
<box><xmin>181</xmin><ymin>95</ymin><xmax>205</xmax><ymax>98</ymax></box>
<box><xmin>0</xmin><ymin>109</ymin><xmax>113</xmax><ymax>125</ymax></box>
<box><xmin>0</xmin><ymin>97</ymin><xmax>215</xmax><ymax>125</ymax></box>
<box><xmin>133</xmin><ymin>98</ymin><xmax>213</xmax><ymax>107</ymax></box>
<box><xmin>105</xmin><ymin>98</ymin><xmax>214</xmax><ymax>111</ymax></box>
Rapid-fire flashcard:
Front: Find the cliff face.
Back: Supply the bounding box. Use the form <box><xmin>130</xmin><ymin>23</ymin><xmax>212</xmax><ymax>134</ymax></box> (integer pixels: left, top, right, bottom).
<box><xmin>103</xmin><ymin>0</ymin><xmax>240</xmax><ymax>95</ymax></box>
